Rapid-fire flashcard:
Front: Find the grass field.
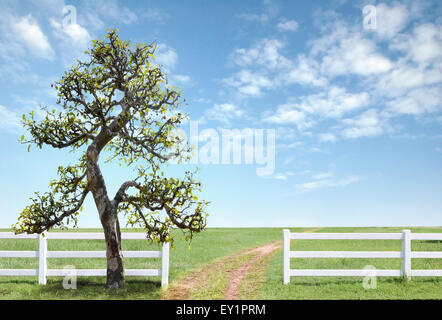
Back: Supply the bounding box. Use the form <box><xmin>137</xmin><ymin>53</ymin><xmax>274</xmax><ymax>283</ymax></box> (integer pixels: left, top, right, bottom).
<box><xmin>0</xmin><ymin>227</ymin><xmax>285</xmax><ymax>299</ymax></box>
<box><xmin>0</xmin><ymin>227</ymin><xmax>441</xmax><ymax>300</ymax></box>
<box><xmin>261</xmin><ymin>227</ymin><xmax>442</xmax><ymax>299</ymax></box>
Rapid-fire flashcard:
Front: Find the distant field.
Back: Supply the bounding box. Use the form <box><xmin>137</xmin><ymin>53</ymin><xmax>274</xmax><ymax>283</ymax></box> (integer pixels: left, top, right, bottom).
<box><xmin>260</xmin><ymin>227</ymin><xmax>442</xmax><ymax>300</ymax></box>
<box><xmin>0</xmin><ymin>227</ymin><xmax>441</xmax><ymax>300</ymax></box>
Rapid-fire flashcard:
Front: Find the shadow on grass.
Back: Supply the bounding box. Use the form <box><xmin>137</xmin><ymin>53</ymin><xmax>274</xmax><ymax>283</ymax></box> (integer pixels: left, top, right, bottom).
<box><xmin>0</xmin><ymin>277</ymin><xmax>163</xmax><ymax>299</ymax></box>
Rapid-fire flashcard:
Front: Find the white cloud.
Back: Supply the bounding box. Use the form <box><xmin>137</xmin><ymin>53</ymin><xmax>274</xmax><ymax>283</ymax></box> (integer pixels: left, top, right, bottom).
<box><xmin>226</xmin><ymin>27</ymin><xmax>392</xmax><ymax>103</ymax></box>
<box><xmin>312</xmin><ymin>171</ymin><xmax>334</xmax><ymax>180</ymax></box>
<box><xmin>153</xmin><ymin>44</ymin><xmax>192</xmax><ymax>87</ymax></box>
<box><xmin>276</xmin><ymin>18</ymin><xmax>299</xmax><ymax>32</ymax></box>
<box><xmin>320</xmin><ymin>35</ymin><xmax>393</xmax><ymax>76</ymax></box>
<box><xmin>0</xmin><ymin>105</ymin><xmax>21</xmax><ymax>132</ymax></box>
<box><xmin>276</xmin><ymin>140</ymin><xmax>303</xmax><ymax>150</ymax></box>
<box><xmin>232</xmin><ymin>39</ymin><xmax>290</xmax><ymax>70</ymax></box>
<box><xmin>270</xmin><ymin>170</ymin><xmax>294</xmax><ymax>181</ymax></box>
<box><xmin>375</xmin><ymin>22</ymin><xmax>442</xmax><ymax>117</ymax></box>
<box><xmin>12</xmin><ymin>15</ymin><xmax>54</xmax><ymax>59</ymax></box>
<box><xmin>81</xmin><ymin>11</ymin><xmax>105</xmax><ymax>30</ymax></box>
<box><xmin>275</xmin><ymin>127</ymin><xmax>298</xmax><ymax>141</ymax></box>
<box><xmin>391</xmin><ymin>23</ymin><xmax>442</xmax><ymax>66</ymax></box>
<box><xmin>155</xmin><ymin>44</ymin><xmax>178</xmax><ymax>70</ymax></box>
<box><xmin>223</xmin><ymin>69</ymin><xmax>273</xmax><ymax>97</ymax></box>
<box><xmin>47</xmin><ymin>17</ymin><xmax>92</xmax><ymax>67</ymax></box>
<box><xmin>319</xmin><ymin>133</ymin><xmax>336</xmax><ymax>143</ymax></box>
<box><xmin>274</xmin><ymin>173</ymin><xmax>288</xmax><ymax>180</ymax></box>
<box><xmin>227</xmin><ymin>39</ymin><xmax>327</xmax><ymax>96</ymax></box>
<box><xmin>280</xmin><ymin>54</ymin><xmax>327</xmax><ymax>87</ymax></box>
<box><xmin>64</xmin><ymin>0</ymin><xmax>138</xmax><ymax>31</ymax></box>
<box><xmin>0</xmin><ymin>9</ymin><xmax>42</xmax><ymax>82</ymax></box>
<box><xmin>374</xmin><ymin>3</ymin><xmax>408</xmax><ymax>40</ymax></box>
<box><xmin>263</xmin><ymin>103</ymin><xmax>309</xmax><ymax>129</ymax></box>
<box><xmin>309</xmin><ymin>21</ymin><xmax>349</xmax><ymax>56</ymax></box>
<box><xmin>236</xmin><ymin>0</ymin><xmax>279</xmax><ymax>24</ymax></box>
<box><xmin>62</xmin><ymin>24</ymin><xmax>91</xmax><ymax>48</ymax></box>
<box><xmin>387</xmin><ymin>87</ymin><xmax>442</xmax><ymax>115</ymax></box>
<box><xmin>225</xmin><ymin>3</ymin><xmax>442</xmax><ymax>142</ymax></box>
<box><xmin>298</xmin><ymin>87</ymin><xmax>370</xmax><ymax>118</ymax></box>
<box><xmin>263</xmin><ymin>87</ymin><xmax>369</xmax><ymax>131</ymax></box>
<box><xmin>202</xmin><ymin>103</ymin><xmax>245</xmax><ymax>124</ymax></box>
<box><xmin>308</xmin><ymin>20</ymin><xmax>393</xmax><ymax>76</ymax></box>
<box><xmin>296</xmin><ymin>175</ymin><xmax>360</xmax><ymax>193</ymax></box>
<box><xmin>171</xmin><ymin>74</ymin><xmax>191</xmax><ymax>84</ymax></box>
<box><xmin>50</xmin><ymin>18</ymin><xmax>91</xmax><ymax>51</ymax></box>
<box><xmin>0</xmin><ymin>40</ymin><xmax>30</xmax><ymax>82</ymax></box>
<box><xmin>342</xmin><ymin>126</ymin><xmax>383</xmax><ymax>139</ymax></box>
<box><xmin>376</xmin><ymin>62</ymin><xmax>442</xmax><ymax>97</ymax></box>
<box><xmin>92</xmin><ymin>0</ymin><xmax>138</xmax><ymax>24</ymax></box>
<box><xmin>341</xmin><ymin>109</ymin><xmax>385</xmax><ymax>139</ymax></box>
<box><xmin>410</xmin><ymin>24</ymin><xmax>442</xmax><ymax>64</ymax></box>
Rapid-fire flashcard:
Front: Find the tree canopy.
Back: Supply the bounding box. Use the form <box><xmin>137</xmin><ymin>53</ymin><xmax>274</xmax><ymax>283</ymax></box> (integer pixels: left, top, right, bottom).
<box><xmin>14</xmin><ymin>29</ymin><xmax>209</xmax><ymax>248</ymax></box>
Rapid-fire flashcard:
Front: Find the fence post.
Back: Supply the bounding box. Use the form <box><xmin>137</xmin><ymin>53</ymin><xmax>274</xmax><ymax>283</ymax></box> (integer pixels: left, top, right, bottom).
<box><xmin>161</xmin><ymin>241</ymin><xmax>169</xmax><ymax>287</ymax></box>
<box><xmin>38</xmin><ymin>232</ymin><xmax>47</xmax><ymax>285</ymax></box>
<box><xmin>401</xmin><ymin>229</ymin><xmax>411</xmax><ymax>281</ymax></box>
<box><xmin>283</xmin><ymin>229</ymin><xmax>290</xmax><ymax>284</ymax></box>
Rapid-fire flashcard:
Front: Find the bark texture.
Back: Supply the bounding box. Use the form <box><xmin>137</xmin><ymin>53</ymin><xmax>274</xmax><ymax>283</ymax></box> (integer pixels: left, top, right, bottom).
<box><xmin>87</xmin><ymin>133</ymin><xmax>125</xmax><ymax>288</ymax></box>
<box><xmin>102</xmin><ymin>213</ymin><xmax>125</xmax><ymax>288</ymax></box>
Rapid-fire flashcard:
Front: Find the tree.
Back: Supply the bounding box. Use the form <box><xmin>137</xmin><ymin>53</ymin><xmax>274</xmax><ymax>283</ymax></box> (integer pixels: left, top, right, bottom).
<box><xmin>13</xmin><ymin>29</ymin><xmax>209</xmax><ymax>289</ymax></box>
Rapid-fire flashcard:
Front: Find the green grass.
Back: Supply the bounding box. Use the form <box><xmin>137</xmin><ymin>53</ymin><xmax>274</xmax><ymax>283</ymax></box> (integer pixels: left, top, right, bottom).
<box><xmin>188</xmin><ymin>252</ymin><xmax>257</xmax><ymax>300</ymax></box>
<box><xmin>260</xmin><ymin>227</ymin><xmax>442</xmax><ymax>299</ymax></box>
<box><xmin>0</xmin><ymin>227</ymin><xmax>286</xmax><ymax>299</ymax></box>
<box><xmin>0</xmin><ymin>227</ymin><xmax>441</xmax><ymax>299</ymax></box>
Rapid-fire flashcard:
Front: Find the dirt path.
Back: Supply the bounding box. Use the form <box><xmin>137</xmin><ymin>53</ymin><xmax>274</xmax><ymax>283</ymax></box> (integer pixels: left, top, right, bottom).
<box><xmin>224</xmin><ymin>241</ymin><xmax>281</xmax><ymax>300</ymax></box>
<box><xmin>224</xmin><ymin>227</ymin><xmax>322</xmax><ymax>300</ymax></box>
<box><xmin>160</xmin><ymin>228</ymin><xmax>322</xmax><ymax>300</ymax></box>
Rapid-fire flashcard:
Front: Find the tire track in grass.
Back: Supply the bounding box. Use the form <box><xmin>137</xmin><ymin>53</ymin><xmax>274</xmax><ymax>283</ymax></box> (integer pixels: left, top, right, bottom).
<box><xmin>224</xmin><ymin>242</ymin><xmax>280</xmax><ymax>300</ymax></box>
<box><xmin>160</xmin><ymin>228</ymin><xmax>321</xmax><ymax>300</ymax></box>
<box><xmin>160</xmin><ymin>248</ymin><xmax>258</xmax><ymax>300</ymax></box>
<box><xmin>225</xmin><ymin>227</ymin><xmax>322</xmax><ymax>300</ymax></box>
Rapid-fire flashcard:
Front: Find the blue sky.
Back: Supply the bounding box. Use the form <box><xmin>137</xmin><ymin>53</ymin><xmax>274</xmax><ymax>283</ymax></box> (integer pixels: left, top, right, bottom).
<box><xmin>0</xmin><ymin>0</ymin><xmax>441</xmax><ymax>228</ymax></box>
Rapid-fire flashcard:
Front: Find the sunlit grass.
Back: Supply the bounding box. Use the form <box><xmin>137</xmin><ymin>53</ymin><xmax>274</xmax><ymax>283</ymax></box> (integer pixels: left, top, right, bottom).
<box><xmin>0</xmin><ymin>227</ymin><xmax>285</xmax><ymax>299</ymax></box>
<box><xmin>0</xmin><ymin>227</ymin><xmax>440</xmax><ymax>299</ymax></box>
<box><xmin>259</xmin><ymin>227</ymin><xmax>442</xmax><ymax>299</ymax></box>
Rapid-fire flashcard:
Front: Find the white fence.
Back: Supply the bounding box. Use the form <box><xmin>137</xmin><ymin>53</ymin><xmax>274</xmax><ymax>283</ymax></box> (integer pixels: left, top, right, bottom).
<box><xmin>283</xmin><ymin>229</ymin><xmax>442</xmax><ymax>284</ymax></box>
<box><xmin>0</xmin><ymin>232</ymin><xmax>169</xmax><ymax>287</ymax></box>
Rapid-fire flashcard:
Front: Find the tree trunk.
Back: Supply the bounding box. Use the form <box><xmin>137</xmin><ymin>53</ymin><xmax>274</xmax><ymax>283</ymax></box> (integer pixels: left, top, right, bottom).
<box><xmin>101</xmin><ymin>210</ymin><xmax>125</xmax><ymax>288</ymax></box>
<box><xmin>87</xmin><ymin>139</ymin><xmax>125</xmax><ymax>289</ymax></box>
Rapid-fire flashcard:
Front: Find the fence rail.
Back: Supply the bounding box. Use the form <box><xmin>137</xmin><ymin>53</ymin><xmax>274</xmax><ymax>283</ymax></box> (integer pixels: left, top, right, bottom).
<box><xmin>283</xmin><ymin>229</ymin><xmax>442</xmax><ymax>284</ymax></box>
<box><xmin>0</xmin><ymin>232</ymin><xmax>169</xmax><ymax>287</ymax></box>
